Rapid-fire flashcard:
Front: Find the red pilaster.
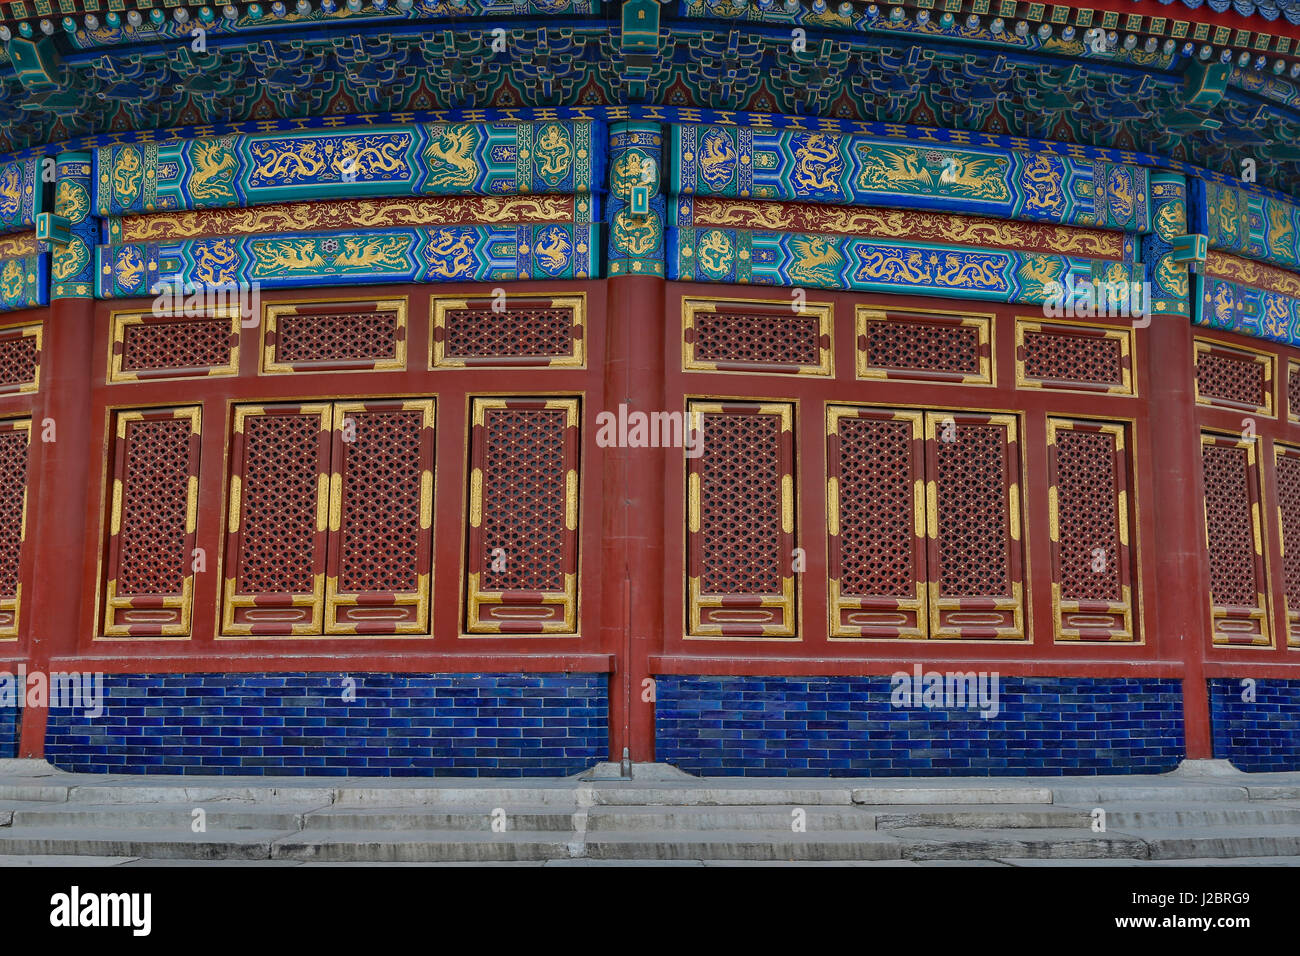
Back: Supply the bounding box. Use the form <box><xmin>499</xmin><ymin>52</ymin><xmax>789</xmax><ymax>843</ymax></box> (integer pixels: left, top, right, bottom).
<box><xmin>1148</xmin><ymin>312</ymin><xmax>1214</xmax><ymax>758</ymax></box>
<box><xmin>19</xmin><ymin>297</ymin><xmax>96</xmax><ymax>756</ymax></box>
<box><xmin>603</xmin><ymin>275</ymin><xmax>666</xmax><ymax>762</ymax></box>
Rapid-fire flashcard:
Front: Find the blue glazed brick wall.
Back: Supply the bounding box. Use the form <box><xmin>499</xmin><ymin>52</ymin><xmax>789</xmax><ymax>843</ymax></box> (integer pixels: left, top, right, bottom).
<box><xmin>0</xmin><ymin>703</ymin><xmax>17</xmax><ymax>758</ymax></box>
<box><xmin>45</xmin><ymin>672</ymin><xmax>608</xmax><ymax>777</ymax></box>
<box><xmin>1210</xmin><ymin>678</ymin><xmax>1300</xmax><ymax>772</ymax></box>
<box><xmin>656</xmin><ymin>675</ymin><xmax>1184</xmax><ymax>776</ymax></box>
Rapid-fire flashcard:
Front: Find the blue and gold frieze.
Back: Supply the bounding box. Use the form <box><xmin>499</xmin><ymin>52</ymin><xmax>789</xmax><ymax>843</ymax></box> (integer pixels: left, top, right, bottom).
<box><xmin>94</xmin><ymin>223</ymin><xmax>597</xmax><ymax>297</ymax></box>
<box><xmin>51</xmin><ymin>152</ymin><xmax>96</xmax><ymax>299</ymax></box>
<box><xmin>1202</xmin><ymin>178</ymin><xmax>1300</xmax><ymax>275</ymax></box>
<box><xmin>668</xmin><ymin>225</ymin><xmax>1141</xmax><ymax>305</ymax></box>
<box><xmin>0</xmin><ymin>235</ymin><xmax>48</xmax><ymax>312</ymax></box>
<box><xmin>94</xmin><ymin>122</ymin><xmax>604</xmax><ymax>216</ymax></box>
<box><xmin>607</xmin><ymin>122</ymin><xmax>666</xmax><ymax>277</ymax></box>
<box><xmin>1140</xmin><ymin>173</ymin><xmax>1191</xmax><ymax>318</ymax></box>
<box><xmin>1198</xmin><ymin>251</ymin><xmax>1300</xmax><ymax>348</ymax></box>
<box><xmin>671</xmin><ymin>125</ymin><xmax>1151</xmax><ymax>233</ymax></box>
<box><xmin>0</xmin><ymin>158</ymin><xmax>40</xmax><ymax>234</ymax></box>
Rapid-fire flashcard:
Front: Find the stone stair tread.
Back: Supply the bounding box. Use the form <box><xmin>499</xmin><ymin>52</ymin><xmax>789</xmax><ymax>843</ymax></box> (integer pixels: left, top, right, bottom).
<box><xmin>0</xmin><ymin>854</ymin><xmax>140</xmax><ymax>866</ymax></box>
<box><xmin>1002</xmin><ymin>856</ymin><xmax>1300</xmax><ymax>866</ymax></box>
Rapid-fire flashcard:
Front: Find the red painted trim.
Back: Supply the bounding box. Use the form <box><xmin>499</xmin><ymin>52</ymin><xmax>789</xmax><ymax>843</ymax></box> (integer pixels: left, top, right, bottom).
<box><xmin>20</xmin><ymin>297</ymin><xmax>94</xmax><ymax>757</ymax></box>
<box><xmin>1148</xmin><ymin>314</ymin><xmax>1215</xmax><ymax>759</ymax></box>
<box><xmin>46</xmin><ymin>653</ymin><xmax>613</xmax><ymax>674</ymax></box>
<box><xmin>649</xmin><ymin>655</ymin><xmax>1187</xmax><ymax>679</ymax></box>
<box><xmin>603</xmin><ymin>276</ymin><xmax>666</xmax><ymax>762</ymax></box>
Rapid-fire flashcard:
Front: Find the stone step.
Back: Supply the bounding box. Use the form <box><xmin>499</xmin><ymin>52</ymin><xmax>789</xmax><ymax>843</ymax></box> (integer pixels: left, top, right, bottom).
<box><xmin>270</xmin><ymin>829</ymin><xmax>907</xmax><ymax>863</ymax></box>
<box><xmin>1090</xmin><ymin>802</ymin><xmax>1300</xmax><ymax>829</ymax></box>
<box><xmin>1003</xmin><ymin>856</ymin><xmax>1300</xmax><ymax>867</ymax></box>
<box><xmin>888</xmin><ymin>827</ymin><xmax>1150</xmax><ymax>860</ymax></box>
<box><xmin>1046</xmin><ymin>784</ymin><xmax>1253</xmax><ymax>804</ymax></box>
<box><xmin>868</xmin><ymin>804</ymin><xmax>1092</xmax><ymax>829</ymax></box>
<box><xmin>9</xmin><ymin>803</ymin><xmax>328</xmax><ymax>831</ymax></box>
<box><xmin>0</xmin><ymin>827</ymin><xmax>293</xmax><ymax>860</ymax></box>
<box><xmin>1133</xmin><ymin>827</ymin><xmax>1300</xmax><ymax>860</ymax></box>
<box><xmin>301</xmin><ymin>805</ymin><xmax>879</xmax><ymax>832</ymax></box>
<box><xmin>851</xmin><ymin>785</ymin><xmax>1055</xmax><ymax>806</ymax></box>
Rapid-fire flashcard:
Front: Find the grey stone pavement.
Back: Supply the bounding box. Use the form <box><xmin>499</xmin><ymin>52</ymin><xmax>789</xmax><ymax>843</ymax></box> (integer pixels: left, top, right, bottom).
<box><xmin>2</xmin><ymin>758</ymin><xmax>1299</xmax><ymax>865</ymax></box>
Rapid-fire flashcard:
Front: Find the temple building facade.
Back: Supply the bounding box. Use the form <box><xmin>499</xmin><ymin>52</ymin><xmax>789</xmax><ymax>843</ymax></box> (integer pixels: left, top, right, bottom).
<box><xmin>0</xmin><ymin>0</ymin><xmax>1299</xmax><ymax>776</ymax></box>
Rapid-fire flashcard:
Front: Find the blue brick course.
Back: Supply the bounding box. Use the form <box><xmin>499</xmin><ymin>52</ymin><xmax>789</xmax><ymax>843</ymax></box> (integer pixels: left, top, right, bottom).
<box><xmin>0</xmin><ymin>700</ymin><xmax>17</xmax><ymax>758</ymax></box>
<box><xmin>655</xmin><ymin>675</ymin><xmax>1185</xmax><ymax>776</ymax></box>
<box><xmin>1210</xmin><ymin>678</ymin><xmax>1300</xmax><ymax>772</ymax></box>
<box><xmin>45</xmin><ymin>672</ymin><xmax>608</xmax><ymax>777</ymax></box>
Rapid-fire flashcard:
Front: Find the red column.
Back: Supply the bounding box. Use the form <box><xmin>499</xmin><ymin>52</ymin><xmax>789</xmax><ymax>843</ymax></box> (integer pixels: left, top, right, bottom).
<box><xmin>18</xmin><ymin>297</ymin><xmax>96</xmax><ymax>756</ymax></box>
<box><xmin>1147</xmin><ymin>311</ymin><xmax>1214</xmax><ymax>758</ymax></box>
<box><xmin>603</xmin><ymin>275</ymin><xmax>666</xmax><ymax>762</ymax></box>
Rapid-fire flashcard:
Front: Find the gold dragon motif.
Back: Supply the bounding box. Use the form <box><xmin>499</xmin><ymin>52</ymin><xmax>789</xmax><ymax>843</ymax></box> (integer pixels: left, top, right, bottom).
<box><xmin>251</xmin><ymin>141</ymin><xmax>327</xmax><ymax>183</ymax></box>
<box><xmin>791</xmin><ymin>134</ymin><xmax>844</xmax><ymax>196</ymax></box>
<box><xmin>113</xmin><ymin>146</ymin><xmax>145</xmax><ymax>205</ymax></box>
<box><xmin>425</xmin><ymin>229</ymin><xmax>476</xmax><ymax>278</ymax></box>
<box><xmin>534</xmin><ymin>125</ymin><xmax>573</xmax><ymax>184</ymax></box>
<box><xmin>0</xmin><ymin>164</ymin><xmax>25</xmax><ymax>220</ymax></box>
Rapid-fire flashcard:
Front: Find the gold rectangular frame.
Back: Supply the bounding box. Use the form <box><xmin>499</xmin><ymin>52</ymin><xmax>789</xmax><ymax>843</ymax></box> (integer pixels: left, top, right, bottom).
<box><xmin>0</xmin><ymin>418</ymin><xmax>30</xmax><ymax>638</ymax></box>
<box><xmin>686</xmin><ymin>400</ymin><xmax>798</xmax><ymax>638</ymax></box>
<box><xmin>826</xmin><ymin>404</ymin><xmax>927</xmax><ymax>639</ymax></box>
<box><xmin>1201</xmin><ymin>429</ymin><xmax>1272</xmax><ymax>647</ymax></box>
<box><xmin>856</xmin><ymin>306</ymin><xmax>994</xmax><ymax>386</ymax></box>
<box><xmin>262</xmin><ymin>297</ymin><xmax>408</xmax><ymax>375</ymax></box>
<box><xmin>1015</xmin><ymin>317</ymin><xmax>1135</xmax><ymax>396</ymax></box>
<box><xmin>107</xmin><ymin>309</ymin><xmax>240</xmax><ymax>384</ymax></box>
<box><xmin>1194</xmin><ymin>337</ymin><xmax>1275</xmax><ymax>417</ymax></box>
<box><xmin>1046</xmin><ymin>417</ymin><xmax>1136</xmax><ymax>642</ymax></box>
<box><xmin>924</xmin><ymin>411</ymin><xmax>1026</xmax><ymax>640</ymax></box>
<box><xmin>221</xmin><ymin>402</ymin><xmax>333</xmax><ymax>636</ymax></box>
<box><xmin>102</xmin><ymin>407</ymin><xmax>200</xmax><ymax>637</ymax></box>
<box><xmin>681</xmin><ymin>296</ymin><xmax>833</xmax><ymax>377</ymax></box>
<box><xmin>1273</xmin><ymin>440</ymin><xmax>1300</xmax><ymax>648</ymax></box>
<box><xmin>1287</xmin><ymin>359</ymin><xmax>1300</xmax><ymax>425</ymax></box>
<box><xmin>464</xmin><ymin>396</ymin><xmax>581</xmax><ymax>634</ymax></box>
<box><xmin>325</xmin><ymin>399</ymin><xmax>435</xmax><ymax>635</ymax></box>
<box><xmin>0</xmin><ymin>322</ymin><xmax>41</xmax><ymax>394</ymax></box>
<box><xmin>432</xmin><ymin>293</ymin><xmax>586</xmax><ymax>370</ymax></box>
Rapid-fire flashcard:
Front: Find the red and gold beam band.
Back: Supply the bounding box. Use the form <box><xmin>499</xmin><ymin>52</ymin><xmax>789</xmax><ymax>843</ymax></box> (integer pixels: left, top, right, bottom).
<box><xmin>687</xmin><ymin>198</ymin><xmax>1129</xmax><ymax>261</ymax></box>
<box><xmin>110</xmin><ymin>195</ymin><xmax>583</xmax><ymax>243</ymax></box>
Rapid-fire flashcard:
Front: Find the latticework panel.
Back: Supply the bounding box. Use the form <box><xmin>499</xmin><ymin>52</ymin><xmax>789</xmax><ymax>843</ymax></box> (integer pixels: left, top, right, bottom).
<box><xmin>827</xmin><ymin>406</ymin><xmax>925</xmax><ymax>639</ymax></box>
<box><xmin>0</xmin><ymin>419</ymin><xmax>30</xmax><ymax>637</ymax></box>
<box><xmin>326</xmin><ymin>402</ymin><xmax>433</xmax><ymax>635</ymax></box>
<box><xmin>1017</xmin><ymin>321</ymin><xmax>1131</xmax><ymax>394</ymax></box>
<box><xmin>1195</xmin><ymin>341</ymin><xmax>1273</xmax><ymax>415</ymax></box>
<box><xmin>925</xmin><ymin>412</ymin><xmax>1024</xmax><ymax>639</ymax></box>
<box><xmin>103</xmin><ymin>409</ymin><xmax>200</xmax><ymax>637</ymax></box>
<box><xmin>1048</xmin><ymin>419</ymin><xmax>1135</xmax><ymax>641</ymax></box>
<box><xmin>0</xmin><ymin>324</ymin><xmax>40</xmax><ymax>394</ymax></box>
<box><xmin>109</xmin><ymin>314</ymin><xmax>238</xmax><ymax>382</ymax></box>
<box><xmin>433</xmin><ymin>295</ymin><xmax>584</xmax><ymax>368</ymax></box>
<box><xmin>1200</xmin><ymin>433</ymin><xmax>1270</xmax><ymax>646</ymax></box>
<box><xmin>683</xmin><ymin>298</ymin><xmax>831</xmax><ymax>375</ymax></box>
<box><xmin>1274</xmin><ymin>444</ymin><xmax>1300</xmax><ymax>646</ymax></box>
<box><xmin>264</xmin><ymin>299</ymin><xmax>407</xmax><ymax>373</ymax></box>
<box><xmin>1289</xmin><ymin>361</ymin><xmax>1300</xmax><ymax>424</ymax></box>
<box><xmin>688</xmin><ymin>402</ymin><xmax>796</xmax><ymax>638</ymax></box>
<box><xmin>466</xmin><ymin>398</ymin><xmax>580</xmax><ymax>634</ymax></box>
<box><xmin>223</xmin><ymin>405</ymin><xmax>331</xmax><ymax>636</ymax></box>
<box><xmin>857</xmin><ymin>308</ymin><xmax>991</xmax><ymax>385</ymax></box>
